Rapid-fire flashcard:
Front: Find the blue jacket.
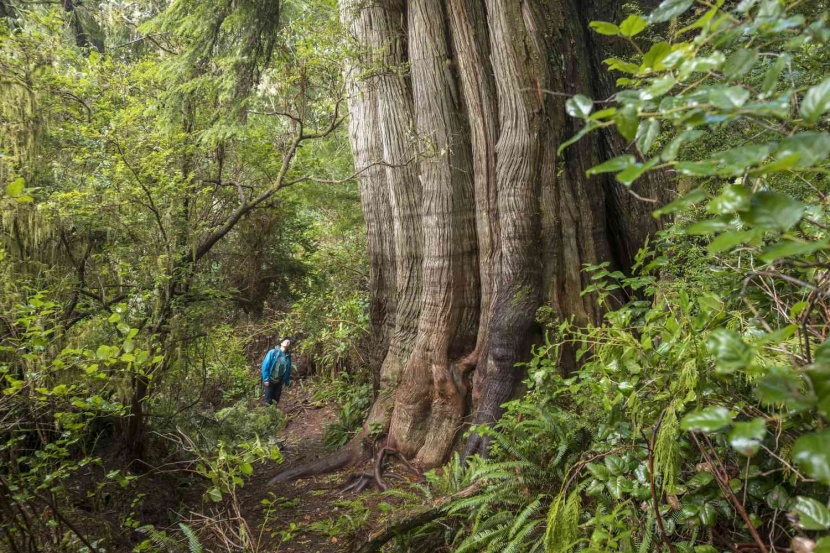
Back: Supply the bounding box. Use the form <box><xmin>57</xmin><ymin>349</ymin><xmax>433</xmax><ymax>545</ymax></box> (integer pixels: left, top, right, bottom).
<box><xmin>261</xmin><ymin>348</ymin><xmax>292</xmax><ymax>386</ymax></box>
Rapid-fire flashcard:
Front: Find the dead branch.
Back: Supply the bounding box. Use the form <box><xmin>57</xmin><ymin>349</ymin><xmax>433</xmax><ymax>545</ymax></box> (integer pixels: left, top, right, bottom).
<box><xmin>351</xmin><ymin>482</ymin><xmax>482</xmax><ymax>553</ymax></box>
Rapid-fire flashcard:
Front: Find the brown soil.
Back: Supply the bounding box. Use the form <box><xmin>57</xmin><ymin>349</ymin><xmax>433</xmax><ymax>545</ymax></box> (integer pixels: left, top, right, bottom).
<box><xmin>237</xmin><ymin>383</ymin><xmax>418</xmax><ymax>553</ymax></box>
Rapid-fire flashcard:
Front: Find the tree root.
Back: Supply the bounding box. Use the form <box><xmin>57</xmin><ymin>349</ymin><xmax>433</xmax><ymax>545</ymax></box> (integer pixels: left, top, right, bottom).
<box><xmin>341</xmin><ymin>447</ymin><xmax>421</xmax><ymax>493</ymax></box>
<box><xmin>268</xmin><ymin>438</ymin><xmax>364</xmax><ymax>485</ymax></box>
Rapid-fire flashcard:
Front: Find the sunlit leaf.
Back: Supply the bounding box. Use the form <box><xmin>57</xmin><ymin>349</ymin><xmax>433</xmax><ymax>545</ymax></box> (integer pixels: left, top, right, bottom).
<box><xmin>729</xmin><ymin>418</ymin><xmax>766</xmax><ymax>457</ymax></box>
<box><xmin>5</xmin><ymin>177</ymin><xmax>24</xmax><ymax>198</ymax></box>
<box><xmin>619</xmin><ymin>15</ymin><xmax>647</xmax><ymax>37</ymax></box>
<box><xmin>741</xmin><ymin>191</ymin><xmax>804</xmax><ymax>231</ymax></box>
<box><xmin>801</xmin><ymin>78</ymin><xmax>830</xmax><ymax>122</ymax></box>
<box><xmin>649</xmin><ymin>0</ymin><xmax>693</xmax><ymax>23</ymax></box>
<box><xmin>680</xmin><ymin>406</ymin><xmax>733</xmax><ymax>432</ymax></box>
<box><xmin>587</xmin><ymin>155</ymin><xmax>636</xmax><ymax>175</ymax></box>
<box><xmin>590</xmin><ymin>21</ymin><xmax>620</xmax><ymax>36</ymax></box>
<box><xmin>723</xmin><ymin>48</ymin><xmax>758</xmax><ymax>80</ymax></box>
<box><xmin>566</xmin><ymin>94</ymin><xmax>594</xmax><ymax>119</ymax></box>
<box><xmin>790</xmin><ymin>496</ymin><xmax>830</xmax><ymax>530</ymax></box>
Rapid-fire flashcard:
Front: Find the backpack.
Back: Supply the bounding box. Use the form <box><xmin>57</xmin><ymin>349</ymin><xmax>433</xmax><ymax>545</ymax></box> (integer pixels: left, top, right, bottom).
<box><xmin>266</xmin><ymin>349</ymin><xmax>288</xmax><ymax>382</ymax></box>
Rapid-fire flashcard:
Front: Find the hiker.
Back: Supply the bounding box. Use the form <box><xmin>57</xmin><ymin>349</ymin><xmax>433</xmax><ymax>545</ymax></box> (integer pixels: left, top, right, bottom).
<box><xmin>261</xmin><ymin>338</ymin><xmax>292</xmax><ymax>406</ymax></box>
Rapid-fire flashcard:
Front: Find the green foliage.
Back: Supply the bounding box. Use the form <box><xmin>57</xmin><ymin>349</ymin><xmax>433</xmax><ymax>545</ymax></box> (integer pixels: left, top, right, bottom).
<box><xmin>1</xmin><ymin>0</ymin><xmax>360</xmax><ymax>550</ymax></box>
<box><xmin>318</xmin><ymin>374</ymin><xmax>373</xmax><ymax>449</ymax></box>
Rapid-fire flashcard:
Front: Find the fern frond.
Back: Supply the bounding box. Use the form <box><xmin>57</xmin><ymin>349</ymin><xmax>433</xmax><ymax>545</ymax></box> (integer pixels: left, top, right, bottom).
<box><xmin>178</xmin><ymin>523</ymin><xmax>203</xmax><ymax>553</ymax></box>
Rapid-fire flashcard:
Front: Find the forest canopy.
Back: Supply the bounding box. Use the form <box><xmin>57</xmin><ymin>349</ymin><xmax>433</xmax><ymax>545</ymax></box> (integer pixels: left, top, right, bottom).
<box><xmin>2</xmin><ymin>0</ymin><xmax>830</xmax><ymax>552</ymax></box>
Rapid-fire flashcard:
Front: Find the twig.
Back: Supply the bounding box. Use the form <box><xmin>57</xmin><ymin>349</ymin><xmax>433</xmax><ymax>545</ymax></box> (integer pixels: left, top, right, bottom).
<box><xmin>691</xmin><ymin>432</ymin><xmax>769</xmax><ymax>553</ymax></box>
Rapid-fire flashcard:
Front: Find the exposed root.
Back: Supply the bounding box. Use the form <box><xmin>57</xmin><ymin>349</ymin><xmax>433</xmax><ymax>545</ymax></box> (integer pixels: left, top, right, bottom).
<box><xmin>340</xmin><ymin>447</ymin><xmax>421</xmax><ymax>494</ymax></box>
<box><xmin>342</xmin><ymin>472</ymin><xmax>375</xmax><ymax>494</ymax></box>
<box><xmin>268</xmin><ymin>438</ymin><xmax>364</xmax><ymax>485</ymax></box>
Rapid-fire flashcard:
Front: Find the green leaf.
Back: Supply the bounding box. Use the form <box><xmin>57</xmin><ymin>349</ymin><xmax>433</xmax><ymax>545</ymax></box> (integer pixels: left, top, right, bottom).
<box><xmin>566</xmin><ymin>94</ymin><xmax>594</xmax><ymax>119</ymax></box>
<box><xmin>699</xmin><ymin>502</ymin><xmax>717</xmax><ymax>526</ymax></box>
<box><xmin>686</xmin><ymin>216</ymin><xmax>730</xmax><ymax>235</ymax></box>
<box><xmin>604</xmin><ymin>454</ymin><xmax>627</xmax><ymax>476</ymax></box>
<box><xmin>617</xmin><ymin>157</ymin><xmax>659</xmax><ymax>185</ymax></box>
<box><xmin>635</xmin><ymin>119</ymin><xmax>660</xmax><ymax>154</ymax></box>
<box><xmin>240</xmin><ymin>462</ymin><xmax>253</xmax><ymax>476</ymax></box>
<box><xmin>642</xmin><ymin>42</ymin><xmax>673</xmax><ymax>71</ymax></box>
<box><xmin>207</xmin><ymin>487</ymin><xmax>223</xmax><ymax>502</ymax></box>
<box><xmin>793</xmin><ymin>430</ymin><xmax>830</xmax><ymax>486</ymax></box>
<box><xmin>790</xmin><ymin>496</ymin><xmax>830</xmax><ymax>530</ymax></box>
<box><xmin>754</xmin><ymin>366</ymin><xmax>815</xmax><ymax>412</ymax></box>
<box><xmin>96</xmin><ymin>345</ymin><xmax>113</xmax><ymax>360</ymax></box>
<box><xmin>807</xmin><ymin>368</ymin><xmax>830</xmax><ymax>416</ymax></box>
<box><xmin>619</xmin><ymin>15</ymin><xmax>647</xmax><ymax>37</ymax></box>
<box><xmin>761</xmin><ymin>54</ymin><xmax>789</xmax><ymax>96</ymax></box>
<box><xmin>772</xmin><ymin>132</ymin><xmax>830</xmax><ymax>169</ymax></box>
<box><xmin>707</xmin><ymin>185</ymin><xmax>750</xmax><ymax>214</ymax></box>
<box><xmin>649</xmin><ymin>0</ymin><xmax>693</xmax><ymax>23</ymax></box>
<box><xmin>615</xmin><ymin>104</ymin><xmax>639</xmax><ymax>141</ymax></box>
<box><xmin>709</xmin><ymin>86</ymin><xmax>750</xmax><ymax>110</ymax></box>
<box><xmin>686</xmin><ymin>470</ymin><xmax>714</xmax><ymax>488</ymax></box>
<box><xmin>590</xmin><ymin>21</ymin><xmax>620</xmax><ymax>36</ymax></box>
<box><xmin>5</xmin><ymin>178</ymin><xmax>25</xmax><ymax>198</ymax></box>
<box><xmin>661</xmin><ymin>130</ymin><xmax>703</xmax><ymax>162</ymax></box>
<box><xmin>653</xmin><ymin>188</ymin><xmax>706</xmax><ymax>216</ymax></box>
<box><xmin>741</xmin><ymin>191</ymin><xmax>804</xmax><ymax>231</ymax></box>
<box><xmin>729</xmin><ymin>418</ymin><xmax>766</xmax><ymax>457</ymax></box>
<box><xmin>707</xmin><ymin>229</ymin><xmax>762</xmax><ymax>254</ymax></box>
<box><xmin>801</xmin><ymin>78</ymin><xmax>830</xmax><ymax>122</ymax></box>
<box><xmin>817</xmin><ymin>537</ymin><xmax>830</xmax><ymax>553</ymax></box>
<box><xmin>812</xmin><ymin>339</ymin><xmax>830</xmax><ymax>368</ymax></box>
<box><xmin>604</xmin><ymin>57</ymin><xmax>641</xmax><ymax>74</ymax></box>
<box><xmin>586</xmin><ymin>462</ymin><xmax>612</xmax><ymax>481</ymax></box>
<box><xmin>723</xmin><ymin>48</ymin><xmax>758</xmax><ymax>80</ymax></box>
<box><xmin>676</xmin><ymin>160</ymin><xmax>718</xmax><ymax>176</ymax></box>
<box><xmin>680</xmin><ymin>406</ymin><xmax>733</xmax><ymax>433</ymax></box>
<box><xmin>710</xmin><ymin>145</ymin><xmax>771</xmax><ymax>176</ymax></box>
<box><xmin>765</xmin><ymin>486</ymin><xmax>789</xmax><ymax>510</ymax></box>
<box><xmin>706</xmin><ymin>328</ymin><xmax>753</xmax><ymax>372</ymax></box>
<box><xmin>644</xmin><ymin>76</ymin><xmax>676</xmax><ymax>99</ymax></box>
<box><xmin>587</xmin><ymin>155</ymin><xmax>636</xmax><ymax>175</ymax></box>
<box><xmin>759</xmin><ymin>239</ymin><xmax>829</xmax><ymax>262</ymax></box>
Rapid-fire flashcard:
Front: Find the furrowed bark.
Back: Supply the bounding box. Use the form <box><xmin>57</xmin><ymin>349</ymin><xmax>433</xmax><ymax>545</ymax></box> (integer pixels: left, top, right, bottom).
<box><xmin>580</xmin><ymin>0</ymin><xmax>667</xmax><ymax>269</ymax></box>
<box><xmin>447</xmin><ymin>0</ymin><xmax>499</xmax><ymax>413</ymax></box>
<box><xmin>464</xmin><ymin>0</ymin><xmax>546</xmax><ymax>457</ymax></box>
<box><xmin>341</xmin><ymin>0</ymin><xmax>397</xmax><ymax>387</ymax></box>
<box><xmin>387</xmin><ymin>0</ymin><xmax>478</xmax><ymax>466</ymax></box>
<box><xmin>360</xmin><ymin>0</ymin><xmax>423</xmax><ymax>435</ymax></box>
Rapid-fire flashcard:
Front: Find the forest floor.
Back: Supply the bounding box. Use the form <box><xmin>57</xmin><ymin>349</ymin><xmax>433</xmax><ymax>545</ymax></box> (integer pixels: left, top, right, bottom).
<box><xmin>236</xmin><ymin>384</ymin><xmax>420</xmax><ymax>553</ymax></box>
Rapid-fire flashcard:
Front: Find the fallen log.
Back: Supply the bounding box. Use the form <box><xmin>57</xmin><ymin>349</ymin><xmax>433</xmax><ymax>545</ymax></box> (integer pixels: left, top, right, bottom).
<box><xmin>352</xmin><ymin>482</ymin><xmax>482</xmax><ymax>553</ymax></box>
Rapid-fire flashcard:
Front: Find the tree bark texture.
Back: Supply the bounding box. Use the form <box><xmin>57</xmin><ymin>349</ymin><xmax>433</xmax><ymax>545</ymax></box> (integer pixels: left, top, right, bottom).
<box><xmin>333</xmin><ymin>0</ymin><xmax>665</xmax><ymax>470</ymax></box>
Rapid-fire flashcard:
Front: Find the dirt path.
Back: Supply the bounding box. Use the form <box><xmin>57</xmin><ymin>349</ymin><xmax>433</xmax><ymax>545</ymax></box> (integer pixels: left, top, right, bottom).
<box><xmin>238</xmin><ymin>383</ymin><xmax>361</xmax><ymax>552</ymax></box>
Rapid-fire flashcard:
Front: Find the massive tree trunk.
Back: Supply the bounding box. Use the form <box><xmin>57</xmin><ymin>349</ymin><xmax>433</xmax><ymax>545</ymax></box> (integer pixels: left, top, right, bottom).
<box><xmin>277</xmin><ymin>0</ymin><xmax>664</xmax><ymax>480</ymax></box>
<box><xmin>385</xmin><ymin>0</ymin><xmax>478</xmax><ymax>466</ymax></box>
